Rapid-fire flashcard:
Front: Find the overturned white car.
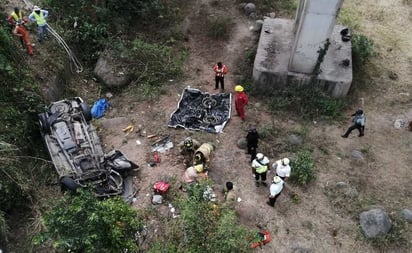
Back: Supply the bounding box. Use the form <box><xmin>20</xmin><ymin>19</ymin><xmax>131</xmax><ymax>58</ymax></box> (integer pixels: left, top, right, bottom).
<box><xmin>38</xmin><ymin>97</ymin><xmax>137</xmax><ymax>201</ymax></box>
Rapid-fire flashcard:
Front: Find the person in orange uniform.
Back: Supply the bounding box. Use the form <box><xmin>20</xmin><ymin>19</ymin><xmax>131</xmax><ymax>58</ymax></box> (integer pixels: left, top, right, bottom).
<box><xmin>213</xmin><ymin>62</ymin><xmax>228</xmax><ymax>90</ymax></box>
<box><xmin>234</xmin><ymin>85</ymin><xmax>248</xmax><ymax>121</ymax></box>
<box><xmin>13</xmin><ymin>20</ymin><xmax>34</xmax><ymax>56</ymax></box>
<box><xmin>7</xmin><ymin>7</ymin><xmax>27</xmax><ymax>48</ymax></box>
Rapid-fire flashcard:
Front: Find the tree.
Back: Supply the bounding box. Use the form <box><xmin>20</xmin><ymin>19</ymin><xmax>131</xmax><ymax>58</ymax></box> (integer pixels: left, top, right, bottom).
<box><xmin>34</xmin><ymin>189</ymin><xmax>144</xmax><ymax>252</ymax></box>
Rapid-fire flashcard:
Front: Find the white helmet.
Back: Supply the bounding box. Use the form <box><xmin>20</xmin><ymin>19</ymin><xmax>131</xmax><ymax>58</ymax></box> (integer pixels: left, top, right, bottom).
<box><xmin>273</xmin><ymin>176</ymin><xmax>281</xmax><ymax>183</ymax></box>
<box><xmin>283</xmin><ymin>158</ymin><xmax>290</xmax><ymax>165</ymax></box>
<box><xmin>256</xmin><ymin>153</ymin><xmax>264</xmax><ymax>160</ymax></box>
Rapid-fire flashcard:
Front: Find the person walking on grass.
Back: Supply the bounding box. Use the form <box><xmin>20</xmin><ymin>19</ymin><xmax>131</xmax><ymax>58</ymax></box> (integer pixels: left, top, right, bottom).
<box><xmin>213</xmin><ymin>62</ymin><xmax>228</xmax><ymax>90</ymax></box>
<box><xmin>341</xmin><ymin>109</ymin><xmax>366</xmax><ymax>138</ymax></box>
<box><xmin>267</xmin><ymin>176</ymin><xmax>284</xmax><ymax>207</ymax></box>
<box><xmin>252</xmin><ymin>153</ymin><xmax>269</xmax><ymax>187</ymax></box>
<box><xmin>29</xmin><ymin>6</ymin><xmax>49</xmax><ymax>43</ymax></box>
<box><xmin>234</xmin><ymin>85</ymin><xmax>248</xmax><ymax>121</ymax></box>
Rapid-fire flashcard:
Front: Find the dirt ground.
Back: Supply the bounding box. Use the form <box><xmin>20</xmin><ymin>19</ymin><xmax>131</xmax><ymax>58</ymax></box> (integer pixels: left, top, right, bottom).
<box><xmin>4</xmin><ymin>0</ymin><xmax>411</xmax><ymax>252</ymax></box>
<box><xmin>85</xmin><ymin>1</ymin><xmax>412</xmax><ymax>252</ymax></box>
<box><xmin>93</xmin><ymin>1</ymin><xmax>412</xmax><ymax>252</ymax></box>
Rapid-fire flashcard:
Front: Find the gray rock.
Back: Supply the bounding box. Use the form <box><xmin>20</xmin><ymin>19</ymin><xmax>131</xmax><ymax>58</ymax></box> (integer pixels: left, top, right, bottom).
<box><xmin>237</xmin><ymin>137</ymin><xmax>247</xmax><ymax>149</ymax></box>
<box><xmin>351</xmin><ymin>150</ymin><xmax>364</xmax><ymax>160</ymax></box>
<box><xmin>336</xmin><ymin>181</ymin><xmax>348</xmax><ymax>188</ymax></box>
<box><xmin>344</xmin><ymin>187</ymin><xmax>358</xmax><ymax>198</ymax></box>
<box><xmin>400</xmin><ymin>209</ymin><xmax>412</xmax><ymax>221</ymax></box>
<box><xmin>359</xmin><ymin>208</ymin><xmax>392</xmax><ymax>238</ymax></box>
<box><xmin>244</xmin><ymin>3</ymin><xmax>256</xmax><ymax>15</ymax></box>
<box><xmin>287</xmin><ymin>134</ymin><xmax>303</xmax><ymax>145</ymax></box>
<box><xmin>94</xmin><ymin>53</ymin><xmax>131</xmax><ymax>88</ymax></box>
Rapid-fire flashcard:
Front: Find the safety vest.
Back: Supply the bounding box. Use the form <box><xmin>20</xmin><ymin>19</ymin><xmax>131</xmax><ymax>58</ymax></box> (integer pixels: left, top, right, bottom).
<box><xmin>33</xmin><ymin>12</ymin><xmax>46</xmax><ymax>26</ymax></box>
<box><xmin>11</xmin><ymin>11</ymin><xmax>23</xmax><ymax>21</ymax></box>
<box><xmin>256</xmin><ymin>165</ymin><xmax>268</xmax><ymax>174</ymax></box>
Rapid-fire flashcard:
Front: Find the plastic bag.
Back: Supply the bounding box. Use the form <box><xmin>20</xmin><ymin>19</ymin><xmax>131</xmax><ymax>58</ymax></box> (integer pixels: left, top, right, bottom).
<box><xmin>91</xmin><ymin>98</ymin><xmax>109</xmax><ymax>119</ymax></box>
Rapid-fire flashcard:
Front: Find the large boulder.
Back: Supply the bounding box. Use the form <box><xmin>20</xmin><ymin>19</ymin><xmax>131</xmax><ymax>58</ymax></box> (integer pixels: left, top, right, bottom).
<box><xmin>359</xmin><ymin>208</ymin><xmax>392</xmax><ymax>238</ymax></box>
<box><xmin>94</xmin><ymin>52</ymin><xmax>132</xmax><ymax>88</ymax></box>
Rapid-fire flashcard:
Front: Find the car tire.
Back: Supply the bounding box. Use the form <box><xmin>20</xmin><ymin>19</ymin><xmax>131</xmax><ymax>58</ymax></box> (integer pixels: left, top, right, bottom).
<box><xmin>60</xmin><ymin>176</ymin><xmax>79</xmax><ymax>192</ymax></box>
<box><xmin>38</xmin><ymin>112</ymin><xmax>50</xmax><ymax>134</ymax></box>
<box><xmin>80</xmin><ymin>102</ymin><xmax>92</xmax><ymax>122</ymax></box>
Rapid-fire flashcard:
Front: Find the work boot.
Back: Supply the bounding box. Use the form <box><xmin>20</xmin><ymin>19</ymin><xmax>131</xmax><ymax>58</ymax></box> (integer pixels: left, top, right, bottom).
<box><xmin>255</xmin><ymin>181</ymin><xmax>260</xmax><ymax>187</ymax></box>
<box><xmin>261</xmin><ymin>182</ymin><xmax>267</xmax><ymax>187</ymax></box>
<box><xmin>341</xmin><ymin>135</ymin><xmax>348</xmax><ymax>138</ymax></box>
<box><xmin>266</xmin><ymin>201</ymin><xmax>274</xmax><ymax>207</ymax></box>
<box><xmin>359</xmin><ymin>133</ymin><xmax>364</xmax><ymax>137</ymax></box>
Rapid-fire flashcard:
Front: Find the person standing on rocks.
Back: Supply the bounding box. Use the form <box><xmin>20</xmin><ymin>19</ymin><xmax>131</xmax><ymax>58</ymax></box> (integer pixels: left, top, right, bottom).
<box><xmin>267</xmin><ymin>176</ymin><xmax>284</xmax><ymax>207</ymax></box>
<box><xmin>234</xmin><ymin>85</ymin><xmax>248</xmax><ymax>121</ymax></box>
<box><xmin>251</xmin><ymin>153</ymin><xmax>269</xmax><ymax>187</ymax></box>
<box><xmin>246</xmin><ymin>126</ymin><xmax>259</xmax><ymax>162</ymax></box>
<box><xmin>213</xmin><ymin>62</ymin><xmax>228</xmax><ymax>90</ymax></box>
<box><xmin>341</xmin><ymin>109</ymin><xmax>366</xmax><ymax>138</ymax></box>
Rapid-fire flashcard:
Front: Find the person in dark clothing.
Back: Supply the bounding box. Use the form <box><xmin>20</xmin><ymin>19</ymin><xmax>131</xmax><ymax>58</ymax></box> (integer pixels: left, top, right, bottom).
<box><xmin>246</xmin><ymin>126</ymin><xmax>259</xmax><ymax>162</ymax></box>
<box><xmin>342</xmin><ymin>109</ymin><xmax>366</xmax><ymax>138</ymax></box>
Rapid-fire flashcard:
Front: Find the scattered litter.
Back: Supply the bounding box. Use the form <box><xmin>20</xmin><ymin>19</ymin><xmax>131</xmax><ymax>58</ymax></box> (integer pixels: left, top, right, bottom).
<box><xmin>237</xmin><ymin>197</ymin><xmax>242</xmax><ymax>202</ymax></box>
<box><xmin>151</xmin><ymin>136</ymin><xmax>174</xmax><ymax>153</ymax></box>
<box><xmin>153</xmin><ymin>152</ymin><xmax>161</xmax><ymax>163</ymax></box>
<box><xmin>394</xmin><ymin>119</ymin><xmax>405</xmax><ymax>129</ymax></box>
<box><xmin>136</xmin><ymin>140</ymin><xmax>141</xmax><ymax>145</ymax></box>
<box><xmin>152</xmin><ymin>194</ymin><xmax>163</xmax><ymax>205</ymax></box>
<box><xmin>132</xmin><ymin>197</ymin><xmax>137</xmax><ymax>203</ymax></box>
<box><xmin>147</xmin><ymin>135</ymin><xmax>157</xmax><ymax>139</ymax></box>
<box><xmin>105</xmin><ymin>92</ymin><xmax>113</xmax><ymax>99</ymax></box>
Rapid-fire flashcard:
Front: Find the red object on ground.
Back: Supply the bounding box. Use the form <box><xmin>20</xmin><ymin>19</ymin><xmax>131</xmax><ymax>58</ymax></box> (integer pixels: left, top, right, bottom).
<box><xmin>154</xmin><ymin>152</ymin><xmax>161</xmax><ymax>163</ymax></box>
<box><xmin>250</xmin><ymin>230</ymin><xmax>271</xmax><ymax>249</ymax></box>
<box><xmin>153</xmin><ymin>181</ymin><xmax>170</xmax><ymax>194</ymax></box>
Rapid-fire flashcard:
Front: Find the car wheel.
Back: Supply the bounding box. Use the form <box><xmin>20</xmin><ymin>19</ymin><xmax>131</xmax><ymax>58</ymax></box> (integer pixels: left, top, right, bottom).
<box><xmin>60</xmin><ymin>176</ymin><xmax>79</xmax><ymax>192</ymax></box>
<box><xmin>80</xmin><ymin>102</ymin><xmax>92</xmax><ymax>122</ymax></box>
<box><xmin>50</xmin><ymin>102</ymin><xmax>70</xmax><ymax>114</ymax></box>
<box><xmin>38</xmin><ymin>112</ymin><xmax>50</xmax><ymax>134</ymax></box>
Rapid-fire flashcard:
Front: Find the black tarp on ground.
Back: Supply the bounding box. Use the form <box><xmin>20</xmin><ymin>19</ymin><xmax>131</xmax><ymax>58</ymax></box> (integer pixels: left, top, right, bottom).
<box><xmin>168</xmin><ymin>87</ymin><xmax>232</xmax><ymax>133</ymax></box>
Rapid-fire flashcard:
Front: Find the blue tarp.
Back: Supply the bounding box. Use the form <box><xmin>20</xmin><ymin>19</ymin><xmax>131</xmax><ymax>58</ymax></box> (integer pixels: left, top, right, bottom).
<box><xmin>91</xmin><ymin>98</ymin><xmax>109</xmax><ymax>119</ymax></box>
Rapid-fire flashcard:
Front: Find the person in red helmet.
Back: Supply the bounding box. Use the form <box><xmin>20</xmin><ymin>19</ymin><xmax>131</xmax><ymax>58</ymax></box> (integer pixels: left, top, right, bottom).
<box><xmin>234</xmin><ymin>85</ymin><xmax>248</xmax><ymax>121</ymax></box>
<box><xmin>13</xmin><ymin>20</ymin><xmax>34</xmax><ymax>56</ymax></box>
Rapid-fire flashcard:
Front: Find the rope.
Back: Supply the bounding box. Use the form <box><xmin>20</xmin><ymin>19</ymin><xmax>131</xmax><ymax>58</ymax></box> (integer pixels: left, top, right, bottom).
<box><xmin>47</xmin><ymin>25</ymin><xmax>83</xmax><ymax>73</ymax></box>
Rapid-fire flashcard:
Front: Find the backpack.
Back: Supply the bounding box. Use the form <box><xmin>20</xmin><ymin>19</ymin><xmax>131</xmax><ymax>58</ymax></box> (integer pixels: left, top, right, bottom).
<box><xmin>354</xmin><ymin>114</ymin><xmax>365</xmax><ymax>126</ymax></box>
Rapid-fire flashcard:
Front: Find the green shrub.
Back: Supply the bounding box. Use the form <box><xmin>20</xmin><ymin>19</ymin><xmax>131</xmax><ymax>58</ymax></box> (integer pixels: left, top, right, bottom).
<box><xmin>149</xmin><ymin>181</ymin><xmax>254</xmax><ymax>253</ymax></box>
<box><xmin>290</xmin><ymin>150</ymin><xmax>316</xmax><ymax>186</ymax></box>
<box><xmin>207</xmin><ymin>17</ymin><xmax>234</xmax><ymax>40</ymax></box>
<box><xmin>269</xmin><ymin>85</ymin><xmax>348</xmax><ymax>120</ymax></box>
<box><xmin>34</xmin><ymin>189</ymin><xmax>144</xmax><ymax>252</ymax></box>
<box><xmin>352</xmin><ymin>34</ymin><xmax>376</xmax><ymax>66</ymax></box>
